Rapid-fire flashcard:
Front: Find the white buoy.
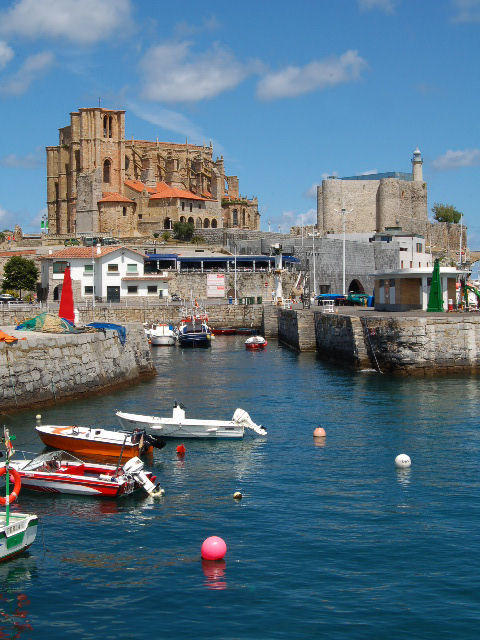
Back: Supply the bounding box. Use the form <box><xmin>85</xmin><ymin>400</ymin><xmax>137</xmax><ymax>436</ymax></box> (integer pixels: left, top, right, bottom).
<box><xmin>36</xmin><ymin>414</ymin><xmax>42</xmax><ymax>427</ymax></box>
<box><xmin>395</xmin><ymin>454</ymin><xmax>411</xmax><ymax>468</ymax></box>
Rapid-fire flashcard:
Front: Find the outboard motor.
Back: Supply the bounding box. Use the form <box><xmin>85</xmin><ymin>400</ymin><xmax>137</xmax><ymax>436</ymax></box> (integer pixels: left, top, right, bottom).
<box><xmin>232</xmin><ymin>409</ymin><xmax>267</xmax><ymax>436</ymax></box>
<box><xmin>122</xmin><ymin>456</ymin><xmax>164</xmax><ymax>497</ymax></box>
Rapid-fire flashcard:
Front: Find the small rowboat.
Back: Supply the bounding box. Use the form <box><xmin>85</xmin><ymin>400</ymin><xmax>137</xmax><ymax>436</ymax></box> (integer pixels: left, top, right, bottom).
<box><xmin>35</xmin><ymin>424</ymin><xmax>165</xmax><ymax>460</ymax></box>
<box><xmin>212</xmin><ymin>328</ymin><xmax>236</xmax><ymax>335</ymax></box>
<box><xmin>245</xmin><ymin>335</ymin><xmax>268</xmax><ymax>350</ymax></box>
<box><xmin>5</xmin><ymin>451</ymin><xmax>163</xmax><ymax>498</ymax></box>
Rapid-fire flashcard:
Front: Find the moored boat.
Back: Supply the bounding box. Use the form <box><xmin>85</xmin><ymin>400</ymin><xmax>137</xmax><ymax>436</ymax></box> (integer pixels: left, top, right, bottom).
<box><xmin>149</xmin><ymin>323</ymin><xmax>176</xmax><ymax>346</ymax></box>
<box><xmin>245</xmin><ymin>335</ymin><xmax>268</xmax><ymax>350</ymax></box>
<box><xmin>4</xmin><ymin>450</ymin><xmax>164</xmax><ymax>498</ymax></box>
<box><xmin>35</xmin><ymin>422</ymin><xmax>166</xmax><ymax>460</ymax></box>
<box><xmin>0</xmin><ymin>428</ymin><xmax>38</xmax><ymax>562</ymax></box>
<box><xmin>212</xmin><ymin>328</ymin><xmax>236</xmax><ymax>335</ymax></box>
<box><xmin>177</xmin><ymin>318</ymin><xmax>211</xmax><ymax>347</ymax></box>
<box><xmin>116</xmin><ymin>402</ymin><xmax>267</xmax><ymax>439</ymax></box>
<box><xmin>236</xmin><ymin>328</ymin><xmax>256</xmax><ymax>335</ymax></box>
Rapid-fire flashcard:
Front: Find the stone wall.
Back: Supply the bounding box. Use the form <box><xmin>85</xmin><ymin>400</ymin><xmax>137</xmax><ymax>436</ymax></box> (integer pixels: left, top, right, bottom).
<box><xmin>425</xmin><ymin>221</ymin><xmax>467</xmax><ymax>258</ymax></box>
<box><xmin>314</xmin><ymin>312</ymin><xmax>480</xmax><ymax>375</ymax></box>
<box><xmin>0</xmin><ymin>323</ymin><xmax>155</xmax><ymax>413</ymax></box>
<box><xmin>278</xmin><ymin>309</ymin><xmax>317</xmax><ymax>351</ymax></box>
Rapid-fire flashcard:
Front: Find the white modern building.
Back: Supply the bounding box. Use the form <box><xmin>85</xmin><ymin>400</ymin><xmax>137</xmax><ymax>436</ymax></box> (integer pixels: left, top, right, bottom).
<box><xmin>40</xmin><ymin>245</ymin><xmax>169</xmax><ymax>302</ymax></box>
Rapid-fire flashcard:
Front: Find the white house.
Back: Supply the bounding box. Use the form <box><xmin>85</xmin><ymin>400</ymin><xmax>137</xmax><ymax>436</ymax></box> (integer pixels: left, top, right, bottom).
<box><xmin>41</xmin><ymin>246</ymin><xmax>169</xmax><ymax>302</ymax></box>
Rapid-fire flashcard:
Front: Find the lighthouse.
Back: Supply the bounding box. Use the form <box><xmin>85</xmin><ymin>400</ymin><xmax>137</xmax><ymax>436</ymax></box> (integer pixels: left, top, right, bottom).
<box><xmin>412</xmin><ymin>147</ymin><xmax>423</xmax><ymax>182</ymax></box>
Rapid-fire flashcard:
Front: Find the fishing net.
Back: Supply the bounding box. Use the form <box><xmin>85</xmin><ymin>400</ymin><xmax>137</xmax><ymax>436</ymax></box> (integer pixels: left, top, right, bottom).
<box><xmin>16</xmin><ymin>312</ymin><xmax>77</xmax><ymax>333</ymax></box>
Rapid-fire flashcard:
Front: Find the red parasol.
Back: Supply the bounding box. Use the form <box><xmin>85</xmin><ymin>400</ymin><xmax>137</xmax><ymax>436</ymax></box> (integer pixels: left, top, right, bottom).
<box><xmin>58</xmin><ymin>266</ymin><xmax>75</xmax><ymax>324</ymax></box>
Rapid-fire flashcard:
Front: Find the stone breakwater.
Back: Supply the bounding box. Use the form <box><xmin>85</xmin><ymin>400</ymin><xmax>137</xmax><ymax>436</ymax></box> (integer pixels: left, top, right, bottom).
<box><xmin>0</xmin><ymin>323</ymin><xmax>155</xmax><ymax>413</ymax></box>
<box><xmin>277</xmin><ymin>308</ymin><xmax>480</xmax><ymax>375</ymax></box>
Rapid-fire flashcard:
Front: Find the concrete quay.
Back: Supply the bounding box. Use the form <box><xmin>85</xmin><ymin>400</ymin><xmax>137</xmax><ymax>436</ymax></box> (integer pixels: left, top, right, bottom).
<box><xmin>0</xmin><ymin>323</ymin><xmax>155</xmax><ymax>414</ymax></box>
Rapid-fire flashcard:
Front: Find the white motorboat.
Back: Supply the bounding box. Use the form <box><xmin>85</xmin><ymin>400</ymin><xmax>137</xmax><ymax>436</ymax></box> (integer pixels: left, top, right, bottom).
<box><xmin>116</xmin><ymin>402</ymin><xmax>267</xmax><ymax>439</ymax></box>
<box><xmin>147</xmin><ymin>323</ymin><xmax>176</xmax><ymax>346</ymax></box>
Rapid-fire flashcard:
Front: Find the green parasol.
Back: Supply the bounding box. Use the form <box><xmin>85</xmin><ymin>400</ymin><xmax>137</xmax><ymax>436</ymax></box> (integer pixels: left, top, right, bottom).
<box><xmin>427</xmin><ymin>259</ymin><xmax>444</xmax><ymax>312</ymax></box>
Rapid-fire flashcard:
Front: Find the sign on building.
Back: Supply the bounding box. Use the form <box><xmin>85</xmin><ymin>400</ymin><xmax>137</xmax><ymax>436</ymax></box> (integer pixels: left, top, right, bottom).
<box><xmin>207</xmin><ymin>273</ymin><xmax>225</xmax><ymax>298</ymax></box>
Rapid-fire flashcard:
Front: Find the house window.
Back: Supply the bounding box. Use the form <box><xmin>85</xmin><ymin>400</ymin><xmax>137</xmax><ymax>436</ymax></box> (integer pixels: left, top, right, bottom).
<box><xmin>127</xmin><ymin>285</ymin><xmax>138</xmax><ymax>294</ymax></box>
<box><xmin>108</xmin><ymin>264</ymin><xmax>119</xmax><ymax>272</ymax></box>
<box><xmin>84</xmin><ymin>286</ymin><xmax>94</xmax><ymax>295</ymax></box>
<box><xmin>182</xmin><ymin>202</ymin><xmax>185</xmax><ymax>211</ymax></box>
<box><xmin>127</xmin><ymin>263</ymin><xmax>138</xmax><ymax>273</ymax></box>
<box><xmin>84</xmin><ymin>264</ymin><xmax>93</xmax><ymax>274</ymax></box>
<box><xmin>53</xmin><ymin>261</ymin><xmax>68</xmax><ymax>274</ymax></box>
<box><xmin>122</xmin><ymin>207</ymin><xmax>127</xmax><ymax>217</ymax></box>
<box><xmin>147</xmin><ymin>285</ymin><xmax>157</xmax><ymax>294</ymax></box>
<box><xmin>320</xmin><ymin>285</ymin><xmax>331</xmax><ymax>294</ymax></box>
<box><xmin>189</xmin><ymin>203</ymin><xmax>193</xmax><ymax>212</ymax></box>
<box><xmin>138</xmin><ymin>214</ymin><xmax>143</xmax><ymax>220</ymax></box>
<box><xmin>416</xmin><ymin>242</ymin><xmax>422</xmax><ymax>252</ymax></box>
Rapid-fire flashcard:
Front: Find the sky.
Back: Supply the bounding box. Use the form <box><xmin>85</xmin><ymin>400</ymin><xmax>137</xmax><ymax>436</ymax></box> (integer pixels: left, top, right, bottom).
<box><xmin>0</xmin><ymin>0</ymin><xmax>479</xmax><ymax>244</ymax></box>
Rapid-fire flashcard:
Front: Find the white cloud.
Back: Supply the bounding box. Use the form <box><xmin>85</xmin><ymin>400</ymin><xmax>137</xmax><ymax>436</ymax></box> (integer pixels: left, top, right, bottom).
<box><xmin>0</xmin><ymin>51</ymin><xmax>54</xmax><ymax>95</ymax></box>
<box><xmin>304</xmin><ymin>184</ymin><xmax>320</xmax><ymax>199</ymax></box>
<box><xmin>432</xmin><ymin>148</ymin><xmax>480</xmax><ymax>170</ymax></box>
<box><xmin>0</xmin><ymin>148</ymin><xmax>43</xmax><ymax>168</ymax></box>
<box><xmin>257</xmin><ymin>50</ymin><xmax>367</xmax><ymax>100</ymax></box>
<box><xmin>278</xmin><ymin>208</ymin><xmax>317</xmax><ymax>233</ymax></box>
<box><xmin>0</xmin><ymin>0</ymin><xmax>132</xmax><ymax>44</ymax></box>
<box><xmin>0</xmin><ymin>41</ymin><xmax>13</xmax><ymax>70</ymax></box>
<box><xmin>128</xmin><ymin>101</ymin><xmax>206</xmax><ymax>143</ymax></box>
<box><xmin>140</xmin><ymin>41</ymin><xmax>251</xmax><ymax>103</ymax></box>
<box><xmin>359</xmin><ymin>169</ymin><xmax>378</xmax><ymax>175</ymax></box>
<box><xmin>451</xmin><ymin>0</ymin><xmax>480</xmax><ymax>22</ymax></box>
<box><xmin>358</xmin><ymin>0</ymin><xmax>397</xmax><ymax>12</ymax></box>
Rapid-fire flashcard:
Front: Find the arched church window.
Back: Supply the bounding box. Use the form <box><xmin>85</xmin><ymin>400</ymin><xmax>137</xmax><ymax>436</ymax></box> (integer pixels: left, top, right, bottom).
<box><xmin>103</xmin><ymin>116</ymin><xmax>108</xmax><ymax>137</ymax></box>
<box><xmin>108</xmin><ymin>116</ymin><xmax>113</xmax><ymax>138</ymax></box>
<box><xmin>103</xmin><ymin>159</ymin><xmax>111</xmax><ymax>183</ymax></box>
<box><xmin>232</xmin><ymin>209</ymin><xmax>238</xmax><ymax>226</ymax></box>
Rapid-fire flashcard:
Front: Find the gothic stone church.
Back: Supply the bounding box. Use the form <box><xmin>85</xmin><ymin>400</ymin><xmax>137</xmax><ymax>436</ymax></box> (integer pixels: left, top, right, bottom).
<box><xmin>47</xmin><ymin>108</ymin><xmax>260</xmax><ymax>236</ymax></box>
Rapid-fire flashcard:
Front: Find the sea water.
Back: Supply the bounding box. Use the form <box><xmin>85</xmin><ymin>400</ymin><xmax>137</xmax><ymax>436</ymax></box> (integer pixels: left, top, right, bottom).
<box><xmin>1</xmin><ymin>336</ymin><xmax>480</xmax><ymax>639</ymax></box>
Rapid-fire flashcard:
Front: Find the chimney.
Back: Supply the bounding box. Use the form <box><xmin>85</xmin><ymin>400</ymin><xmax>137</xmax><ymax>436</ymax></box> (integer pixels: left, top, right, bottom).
<box><xmin>96</xmin><ymin>243</ymin><xmax>101</xmax><ymax>255</ymax></box>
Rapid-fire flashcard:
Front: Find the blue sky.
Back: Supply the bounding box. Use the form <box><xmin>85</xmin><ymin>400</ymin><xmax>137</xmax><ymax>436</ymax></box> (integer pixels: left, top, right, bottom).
<box><xmin>0</xmin><ymin>0</ymin><xmax>479</xmax><ymax>244</ymax></box>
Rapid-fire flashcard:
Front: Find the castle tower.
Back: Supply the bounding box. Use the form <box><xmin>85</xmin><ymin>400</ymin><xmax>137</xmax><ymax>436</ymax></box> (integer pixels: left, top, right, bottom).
<box><xmin>412</xmin><ymin>147</ymin><xmax>423</xmax><ymax>182</ymax></box>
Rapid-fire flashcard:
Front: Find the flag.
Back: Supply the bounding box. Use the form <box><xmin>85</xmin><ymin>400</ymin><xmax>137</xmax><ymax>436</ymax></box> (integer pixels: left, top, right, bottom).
<box><xmin>3</xmin><ymin>428</ymin><xmax>15</xmax><ymax>459</ymax></box>
<box><xmin>59</xmin><ymin>266</ymin><xmax>75</xmax><ymax>324</ymax></box>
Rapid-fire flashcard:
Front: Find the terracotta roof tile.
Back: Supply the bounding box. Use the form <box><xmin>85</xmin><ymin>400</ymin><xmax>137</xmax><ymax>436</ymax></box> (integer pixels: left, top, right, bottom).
<box><xmin>149</xmin><ymin>181</ymin><xmax>210</xmax><ymax>201</ymax></box>
<box><xmin>124</xmin><ymin>179</ymin><xmax>156</xmax><ymax>194</ymax></box>
<box><xmin>41</xmin><ymin>246</ymin><xmax>145</xmax><ymax>259</ymax></box>
<box><xmin>0</xmin><ymin>250</ymin><xmax>36</xmax><ymax>257</ymax></box>
<box><xmin>98</xmin><ymin>192</ymin><xmax>134</xmax><ymax>204</ymax></box>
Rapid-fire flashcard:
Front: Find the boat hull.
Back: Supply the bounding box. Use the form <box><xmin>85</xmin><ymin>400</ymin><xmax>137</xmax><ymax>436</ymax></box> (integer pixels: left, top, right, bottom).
<box><xmin>37</xmin><ymin>431</ymin><xmax>144</xmax><ymax>460</ymax></box>
<box><xmin>117</xmin><ymin>414</ymin><xmax>244</xmax><ymax>439</ymax></box>
<box><xmin>245</xmin><ymin>343</ymin><xmax>267</xmax><ymax>350</ymax></box>
<box><xmin>0</xmin><ymin>514</ymin><xmax>37</xmax><ymax>562</ymax></box>
<box><xmin>178</xmin><ymin>333</ymin><xmax>211</xmax><ymax>347</ymax></box>
<box><xmin>150</xmin><ymin>335</ymin><xmax>176</xmax><ymax>346</ymax></box>
<box><xmin>212</xmin><ymin>328</ymin><xmax>236</xmax><ymax>335</ymax></box>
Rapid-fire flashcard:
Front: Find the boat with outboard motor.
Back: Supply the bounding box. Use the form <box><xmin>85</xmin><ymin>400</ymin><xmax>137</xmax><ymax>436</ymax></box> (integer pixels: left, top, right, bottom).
<box><xmin>35</xmin><ymin>421</ymin><xmax>166</xmax><ymax>460</ymax></box>
<box><xmin>147</xmin><ymin>323</ymin><xmax>177</xmax><ymax>346</ymax></box>
<box><xmin>116</xmin><ymin>402</ymin><xmax>267</xmax><ymax>439</ymax></box>
<box><xmin>3</xmin><ymin>450</ymin><xmax>164</xmax><ymax>498</ymax></box>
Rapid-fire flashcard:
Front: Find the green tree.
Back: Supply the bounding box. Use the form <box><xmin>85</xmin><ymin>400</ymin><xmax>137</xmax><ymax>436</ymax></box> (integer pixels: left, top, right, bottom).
<box><xmin>161</xmin><ymin>231</ymin><xmax>171</xmax><ymax>242</ymax></box>
<box><xmin>173</xmin><ymin>221</ymin><xmax>195</xmax><ymax>241</ymax></box>
<box><xmin>2</xmin><ymin>256</ymin><xmax>39</xmax><ymax>297</ymax></box>
<box><xmin>432</xmin><ymin>203</ymin><xmax>462</xmax><ymax>224</ymax></box>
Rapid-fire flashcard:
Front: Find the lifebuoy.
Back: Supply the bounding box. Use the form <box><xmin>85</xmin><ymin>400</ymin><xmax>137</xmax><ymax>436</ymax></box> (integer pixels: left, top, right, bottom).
<box><xmin>0</xmin><ymin>467</ymin><xmax>21</xmax><ymax>505</ymax></box>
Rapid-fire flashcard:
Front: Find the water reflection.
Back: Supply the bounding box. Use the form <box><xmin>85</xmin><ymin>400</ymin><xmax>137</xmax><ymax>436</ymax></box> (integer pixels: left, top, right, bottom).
<box><xmin>396</xmin><ymin>468</ymin><xmax>411</xmax><ymax>487</ymax></box>
<box><xmin>0</xmin><ymin>557</ymin><xmax>36</xmax><ymax>639</ymax></box>
<box><xmin>201</xmin><ymin>559</ymin><xmax>227</xmax><ymax>590</ymax></box>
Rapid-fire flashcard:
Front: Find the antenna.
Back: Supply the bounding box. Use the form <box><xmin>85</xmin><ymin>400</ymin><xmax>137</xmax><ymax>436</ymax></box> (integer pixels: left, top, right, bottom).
<box><xmin>98</xmin><ymin>97</ymin><xmax>101</xmax><ymax>108</ymax></box>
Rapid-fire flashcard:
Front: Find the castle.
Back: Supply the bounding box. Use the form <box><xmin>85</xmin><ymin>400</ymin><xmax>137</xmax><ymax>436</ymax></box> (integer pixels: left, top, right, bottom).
<box><xmin>46</xmin><ymin>108</ymin><xmax>260</xmax><ymax>236</ymax></box>
<box><xmin>316</xmin><ymin>148</ymin><xmax>427</xmax><ymax>236</ymax></box>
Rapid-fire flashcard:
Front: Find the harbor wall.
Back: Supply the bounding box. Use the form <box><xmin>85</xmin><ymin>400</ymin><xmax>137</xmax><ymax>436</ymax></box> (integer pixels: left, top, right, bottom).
<box><xmin>315</xmin><ymin>313</ymin><xmax>480</xmax><ymax>375</ymax></box>
<box><xmin>278</xmin><ymin>309</ymin><xmax>317</xmax><ymax>351</ymax></box>
<box><xmin>0</xmin><ymin>304</ymin><xmax>264</xmax><ymax>330</ymax></box>
<box><xmin>0</xmin><ymin>323</ymin><xmax>155</xmax><ymax>413</ymax></box>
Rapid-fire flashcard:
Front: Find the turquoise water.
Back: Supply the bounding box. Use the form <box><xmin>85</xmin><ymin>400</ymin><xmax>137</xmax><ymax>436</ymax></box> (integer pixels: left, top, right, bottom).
<box><xmin>2</xmin><ymin>336</ymin><xmax>480</xmax><ymax>639</ymax></box>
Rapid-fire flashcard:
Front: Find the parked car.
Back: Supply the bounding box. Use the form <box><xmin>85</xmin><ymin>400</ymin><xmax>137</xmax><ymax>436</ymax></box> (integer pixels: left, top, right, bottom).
<box><xmin>64</xmin><ymin>238</ymin><xmax>80</xmax><ymax>246</ymax></box>
<box><xmin>101</xmin><ymin>237</ymin><xmax>120</xmax><ymax>246</ymax></box>
<box><xmin>0</xmin><ymin>294</ymin><xmax>22</xmax><ymax>304</ymax></box>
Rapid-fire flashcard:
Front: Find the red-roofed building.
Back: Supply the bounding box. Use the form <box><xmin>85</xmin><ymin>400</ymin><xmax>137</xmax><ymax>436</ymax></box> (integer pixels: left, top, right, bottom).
<box><xmin>46</xmin><ymin>108</ymin><xmax>260</xmax><ymax>236</ymax></box>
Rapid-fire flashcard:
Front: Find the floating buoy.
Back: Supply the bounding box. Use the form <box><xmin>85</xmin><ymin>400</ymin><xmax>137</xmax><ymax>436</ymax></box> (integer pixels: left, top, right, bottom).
<box><xmin>176</xmin><ymin>444</ymin><xmax>186</xmax><ymax>456</ymax></box>
<box><xmin>201</xmin><ymin>536</ymin><xmax>227</xmax><ymax>561</ymax></box>
<box><xmin>36</xmin><ymin>414</ymin><xmax>42</xmax><ymax>427</ymax></box>
<box><xmin>313</xmin><ymin>427</ymin><xmax>326</xmax><ymax>438</ymax></box>
<box><xmin>233</xmin><ymin>491</ymin><xmax>242</xmax><ymax>500</ymax></box>
<box><xmin>395</xmin><ymin>453</ymin><xmax>411</xmax><ymax>468</ymax></box>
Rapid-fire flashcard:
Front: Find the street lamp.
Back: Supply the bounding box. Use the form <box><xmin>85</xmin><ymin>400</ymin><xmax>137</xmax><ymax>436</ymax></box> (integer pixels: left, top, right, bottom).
<box><xmin>335</xmin><ymin>207</ymin><xmax>353</xmax><ymax>295</ymax></box>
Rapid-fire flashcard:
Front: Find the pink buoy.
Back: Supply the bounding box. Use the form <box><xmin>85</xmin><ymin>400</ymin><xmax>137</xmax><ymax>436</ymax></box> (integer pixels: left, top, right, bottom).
<box><xmin>313</xmin><ymin>427</ymin><xmax>326</xmax><ymax>437</ymax></box>
<box><xmin>201</xmin><ymin>536</ymin><xmax>227</xmax><ymax>561</ymax></box>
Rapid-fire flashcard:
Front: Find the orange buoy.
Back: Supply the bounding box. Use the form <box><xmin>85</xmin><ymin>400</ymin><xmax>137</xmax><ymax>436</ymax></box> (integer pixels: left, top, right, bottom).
<box><xmin>313</xmin><ymin>427</ymin><xmax>326</xmax><ymax>438</ymax></box>
<box><xmin>176</xmin><ymin>444</ymin><xmax>186</xmax><ymax>456</ymax></box>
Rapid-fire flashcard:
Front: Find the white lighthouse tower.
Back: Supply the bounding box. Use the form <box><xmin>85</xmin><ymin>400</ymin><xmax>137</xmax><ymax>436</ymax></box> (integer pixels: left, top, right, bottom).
<box><xmin>412</xmin><ymin>147</ymin><xmax>423</xmax><ymax>182</ymax></box>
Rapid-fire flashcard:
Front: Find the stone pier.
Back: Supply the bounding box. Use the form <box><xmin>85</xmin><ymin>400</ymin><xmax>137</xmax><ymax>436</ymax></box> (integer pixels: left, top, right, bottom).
<box><xmin>0</xmin><ymin>323</ymin><xmax>155</xmax><ymax>413</ymax></box>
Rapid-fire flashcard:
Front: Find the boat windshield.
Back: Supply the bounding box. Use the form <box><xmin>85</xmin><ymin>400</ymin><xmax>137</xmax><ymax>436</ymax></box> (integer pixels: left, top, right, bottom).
<box><xmin>22</xmin><ymin>450</ymin><xmax>84</xmax><ymax>470</ymax></box>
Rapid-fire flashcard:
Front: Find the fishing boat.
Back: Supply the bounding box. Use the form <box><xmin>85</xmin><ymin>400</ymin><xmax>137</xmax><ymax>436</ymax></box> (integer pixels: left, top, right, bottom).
<box><xmin>177</xmin><ymin>318</ymin><xmax>211</xmax><ymax>347</ymax></box>
<box><xmin>148</xmin><ymin>323</ymin><xmax>176</xmax><ymax>346</ymax></box>
<box><xmin>116</xmin><ymin>402</ymin><xmax>267</xmax><ymax>439</ymax></box>
<box><xmin>245</xmin><ymin>335</ymin><xmax>268</xmax><ymax>350</ymax></box>
<box><xmin>4</xmin><ymin>450</ymin><xmax>164</xmax><ymax>498</ymax></box>
<box><xmin>35</xmin><ymin>422</ymin><xmax>166</xmax><ymax>460</ymax></box>
<box><xmin>236</xmin><ymin>328</ymin><xmax>256</xmax><ymax>335</ymax></box>
<box><xmin>0</xmin><ymin>428</ymin><xmax>38</xmax><ymax>562</ymax></box>
<box><xmin>211</xmin><ymin>328</ymin><xmax>236</xmax><ymax>335</ymax></box>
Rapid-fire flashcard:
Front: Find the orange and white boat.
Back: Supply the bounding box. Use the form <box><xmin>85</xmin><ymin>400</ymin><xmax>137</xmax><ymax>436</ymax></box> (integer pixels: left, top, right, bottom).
<box><xmin>35</xmin><ymin>423</ymin><xmax>166</xmax><ymax>460</ymax></box>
